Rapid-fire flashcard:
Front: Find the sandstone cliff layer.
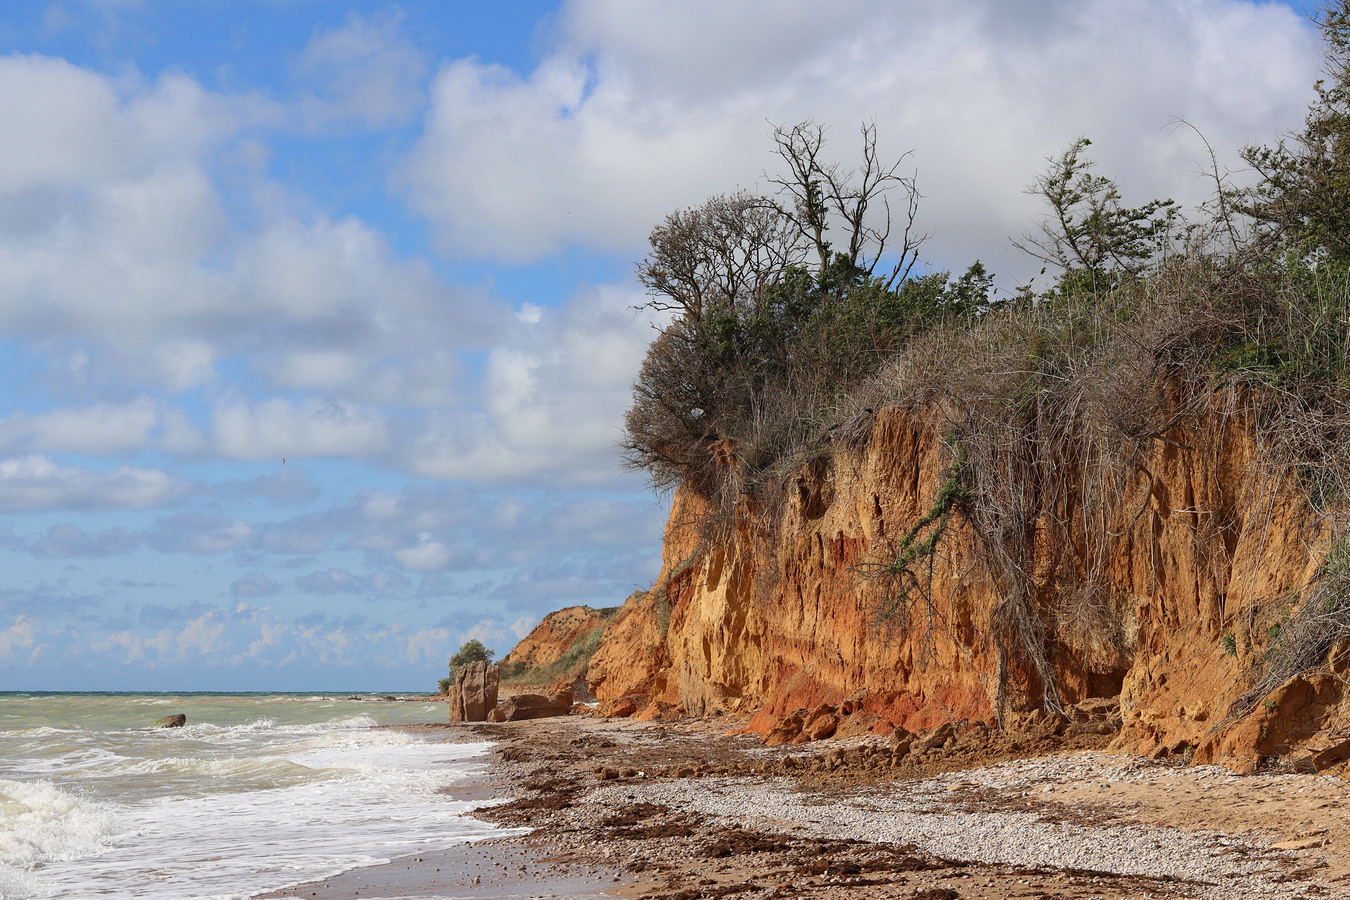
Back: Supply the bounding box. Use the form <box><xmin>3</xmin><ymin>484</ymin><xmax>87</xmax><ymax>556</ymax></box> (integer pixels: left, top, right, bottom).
<box><xmin>500</xmin><ymin>604</ymin><xmax>621</xmax><ymax>687</ymax></box>
<box><xmin>546</xmin><ymin>393</ymin><xmax>1350</xmax><ymax>772</ymax></box>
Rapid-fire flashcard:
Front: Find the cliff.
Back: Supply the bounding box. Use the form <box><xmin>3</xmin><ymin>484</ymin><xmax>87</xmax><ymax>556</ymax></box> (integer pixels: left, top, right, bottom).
<box><xmin>499</xmin><ymin>604</ymin><xmax>620</xmax><ymax>688</ymax></box>
<box><xmin>551</xmin><ymin>393</ymin><xmax>1350</xmax><ymax>773</ymax></box>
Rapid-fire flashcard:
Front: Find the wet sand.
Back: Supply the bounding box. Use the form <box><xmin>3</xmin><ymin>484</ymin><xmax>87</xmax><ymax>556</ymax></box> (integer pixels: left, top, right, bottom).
<box><xmin>258</xmin><ymin>837</ymin><xmax>624</xmax><ymax>899</ymax></box>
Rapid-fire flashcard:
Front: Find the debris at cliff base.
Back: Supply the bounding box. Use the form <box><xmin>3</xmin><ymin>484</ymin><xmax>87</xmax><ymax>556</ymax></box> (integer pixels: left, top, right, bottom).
<box><xmin>469</xmin><ymin>716</ymin><xmax>1348</xmax><ymax>899</ymax></box>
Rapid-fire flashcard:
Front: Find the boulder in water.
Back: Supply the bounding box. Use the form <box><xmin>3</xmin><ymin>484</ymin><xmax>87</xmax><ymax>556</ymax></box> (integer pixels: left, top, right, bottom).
<box><xmin>154</xmin><ymin>714</ymin><xmax>186</xmax><ymax>728</ymax></box>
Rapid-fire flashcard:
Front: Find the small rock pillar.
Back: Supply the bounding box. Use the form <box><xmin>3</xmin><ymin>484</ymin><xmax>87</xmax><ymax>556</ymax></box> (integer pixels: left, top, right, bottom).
<box><xmin>448</xmin><ymin>661</ymin><xmax>500</xmax><ymax>722</ymax></box>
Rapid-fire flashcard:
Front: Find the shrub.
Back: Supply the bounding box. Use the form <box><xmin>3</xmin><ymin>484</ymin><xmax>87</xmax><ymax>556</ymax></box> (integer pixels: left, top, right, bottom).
<box><xmin>439</xmin><ymin>639</ymin><xmax>495</xmax><ymax>692</ymax></box>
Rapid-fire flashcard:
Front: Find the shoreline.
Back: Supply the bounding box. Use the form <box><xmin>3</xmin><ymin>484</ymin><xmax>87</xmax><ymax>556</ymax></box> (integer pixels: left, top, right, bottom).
<box><xmin>258</xmin><ymin>721</ymin><xmax>632</xmax><ymax>900</ymax></box>
<box><xmin>265</xmin><ymin>715</ymin><xmax>1350</xmax><ymax>900</ymax></box>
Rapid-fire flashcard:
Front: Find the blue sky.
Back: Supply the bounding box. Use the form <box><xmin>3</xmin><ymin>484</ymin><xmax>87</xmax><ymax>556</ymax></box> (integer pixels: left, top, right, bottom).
<box><xmin>0</xmin><ymin>0</ymin><xmax>1326</xmax><ymax>690</ymax></box>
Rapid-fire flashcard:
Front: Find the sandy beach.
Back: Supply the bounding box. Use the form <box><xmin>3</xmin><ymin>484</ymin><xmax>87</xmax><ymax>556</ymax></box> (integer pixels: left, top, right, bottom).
<box><xmin>261</xmin><ymin>714</ymin><xmax>1350</xmax><ymax>900</ymax></box>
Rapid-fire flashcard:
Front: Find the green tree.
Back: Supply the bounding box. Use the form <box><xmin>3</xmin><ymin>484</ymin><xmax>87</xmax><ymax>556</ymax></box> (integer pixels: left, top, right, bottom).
<box><xmin>438</xmin><ymin>639</ymin><xmax>495</xmax><ymax>693</ymax></box>
<box><xmin>1242</xmin><ymin>2</ymin><xmax>1350</xmax><ymax>263</ymax></box>
<box><xmin>1013</xmin><ymin>137</ymin><xmax>1178</xmax><ymax>293</ymax></box>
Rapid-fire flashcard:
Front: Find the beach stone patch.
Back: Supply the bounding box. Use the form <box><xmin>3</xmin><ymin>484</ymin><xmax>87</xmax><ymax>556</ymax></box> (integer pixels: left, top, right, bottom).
<box><xmin>459</xmin><ymin>713</ymin><xmax>1350</xmax><ymax>898</ymax></box>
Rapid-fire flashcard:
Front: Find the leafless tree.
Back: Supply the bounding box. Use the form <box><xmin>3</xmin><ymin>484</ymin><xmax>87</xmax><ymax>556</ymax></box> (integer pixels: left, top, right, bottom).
<box><xmin>767</xmin><ymin>119</ymin><xmax>926</xmax><ymax>289</ymax></box>
<box><xmin>635</xmin><ymin>191</ymin><xmax>802</xmax><ymax>327</ymax></box>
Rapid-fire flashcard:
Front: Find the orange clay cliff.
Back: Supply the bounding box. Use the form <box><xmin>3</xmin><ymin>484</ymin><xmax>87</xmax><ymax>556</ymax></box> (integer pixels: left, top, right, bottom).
<box><xmin>513</xmin><ymin>398</ymin><xmax>1350</xmax><ymax>775</ymax></box>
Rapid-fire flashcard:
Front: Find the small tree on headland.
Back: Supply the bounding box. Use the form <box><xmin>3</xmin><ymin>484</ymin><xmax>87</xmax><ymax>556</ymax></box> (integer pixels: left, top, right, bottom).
<box><xmin>437</xmin><ymin>639</ymin><xmax>495</xmax><ymax>694</ymax></box>
<box><xmin>1241</xmin><ymin>2</ymin><xmax>1350</xmax><ymax>264</ymax></box>
<box><xmin>1012</xmin><ymin>137</ymin><xmax>1179</xmax><ymax>294</ymax></box>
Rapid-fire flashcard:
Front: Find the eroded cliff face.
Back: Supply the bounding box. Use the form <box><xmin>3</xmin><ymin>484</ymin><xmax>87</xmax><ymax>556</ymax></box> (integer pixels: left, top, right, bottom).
<box><xmin>577</xmin><ymin>400</ymin><xmax>1344</xmax><ymax>769</ymax></box>
<box><xmin>500</xmin><ymin>604</ymin><xmax>620</xmax><ymax>686</ymax></box>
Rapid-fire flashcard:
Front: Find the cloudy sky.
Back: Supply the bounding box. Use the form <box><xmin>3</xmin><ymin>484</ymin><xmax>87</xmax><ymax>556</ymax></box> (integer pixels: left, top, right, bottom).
<box><xmin>0</xmin><ymin>0</ymin><xmax>1325</xmax><ymax>690</ymax></box>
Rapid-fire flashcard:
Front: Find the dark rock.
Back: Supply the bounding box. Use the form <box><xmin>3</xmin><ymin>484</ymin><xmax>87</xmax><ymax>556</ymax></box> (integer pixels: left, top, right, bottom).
<box><xmin>913</xmin><ymin>722</ymin><xmax>956</xmax><ymax>754</ymax></box>
<box><xmin>154</xmin><ymin>714</ymin><xmax>186</xmax><ymax>728</ymax></box>
<box><xmin>803</xmin><ymin>711</ymin><xmax>839</xmax><ymax>741</ymax></box>
<box><xmin>448</xmin><ymin>661</ymin><xmax>500</xmax><ymax>722</ymax></box>
<box><xmin>487</xmin><ymin>689</ymin><xmax>573</xmax><ymax>722</ymax></box>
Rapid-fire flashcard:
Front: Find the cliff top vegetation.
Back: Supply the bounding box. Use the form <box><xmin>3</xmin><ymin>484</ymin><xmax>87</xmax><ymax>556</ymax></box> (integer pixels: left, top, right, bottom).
<box><xmin>621</xmin><ymin>2</ymin><xmax>1350</xmax><ymax>721</ymax></box>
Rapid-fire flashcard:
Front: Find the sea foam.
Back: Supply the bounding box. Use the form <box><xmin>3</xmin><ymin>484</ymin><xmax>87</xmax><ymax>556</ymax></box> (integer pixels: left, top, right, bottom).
<box><xmin>0</xmin><ymin>695</ymin><xmax>507</xmax><ymax>900</ymax></box>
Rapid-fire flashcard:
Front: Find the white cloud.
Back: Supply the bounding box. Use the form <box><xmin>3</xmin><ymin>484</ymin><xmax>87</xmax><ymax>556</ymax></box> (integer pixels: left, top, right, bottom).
<box><xmin>294</xmin><ymin>11</ymin><xmax>427</xmax><ymax>129</ymax></box>
<box><xmin>462</xmin><ymin>617</ymin><xmax>514</xmax><ymax>651</ymax></box>
<box><xmin>212</xmin><ymin>398</ymin><xmax>390</xmax><ymax>461</ymax></box>
<box><xmin>401</xmin><ymin>0</ymin><xmax>1318</xmax><ymax>281</ymax></box>
<box><xmin>0</xmin><ymin>399</ymin><xmax>162</xmax><ymax>456</ymax></box>
<box><xmin>393</xmin><ymin>532</ymin><xmax>454</xmax><ymax>572</ymax></box>
<box><xmin>510</xmin><ymin>615</ymin><xmax>537</xmax><ymax>639</ymax></box>
<box><xmin>0</xmin><ymin>617</ymin><xmax>37</xmax><ymax>664</ymax></box>
<box><xmin>0</xmin><ymin>52</ymin><xmax>500</xmax><ymax>421</ymax></box>
<box><xmin>33</xmin><ymin>523</ymin><xmax>138</xmax><ymax>558</ymax></box>
<box><xmin>406</xmin><ymin>284</ymin><xmax>659</xmax><ymax>480</ymax></box>
<box><xmin>293</xmin><ymin>567</ymin><xmax>412</xmax><ymax>596</ymax></box>
<box><xmin>0</xmin><ymin>456</ymin><xmax>192</xmax><ymax>511</ymax></box>
<box><xmin>147</xmin><ymin>514</ymin><xmax>254</xmax><ymax>554</ymax></box>
<box><xmin>153</xmin><ymin>340</ymin><xmax>216</xmax><ymax>392</ymax></box>
<box><xmin>231</xmin><ymin>573</ymin><xmax>279</xmax><ymax>598</ymax></box>
<box><xmin>401</xmin><ymin>626</ymin><xmax>451</xmax><ymax>665</ymax></box>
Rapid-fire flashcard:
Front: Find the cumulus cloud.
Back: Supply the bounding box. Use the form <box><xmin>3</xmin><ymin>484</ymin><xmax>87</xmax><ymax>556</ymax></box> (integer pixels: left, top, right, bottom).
<box><xmin>392</xmin><ymin>532</ymin><xmax>455</xmax><ymax>572</ymax></box>
<box><xmin>0</xmin><ymin>399</ymin><xmax>163</xmax><ymax>456</ymax></box>
<box><xmin>294</xmin><ymin>567</ymin><xmax>411</xmax><ymax>596</ymax></box>
<box><xmin>212</xmin><ymin>398</ymin><xmax>391</xmax><ymax>461</ymax></box>
<box><xmin>219</xmin><ymin>467</ymin><xmax>322</xmax><ymax>506</ymax></box>
<box><xmin>145</xmin><ymin>513</ymin><xmax>253</xmax><ymax>554</ymax></box>
<box><xmin>401</xmin><ymin>0</ymin><xmax>1318</xmax><ymax>281</ymax></box>
<box><xmin>0</xmin><ymin>456</ymin><xmax>193</xmax><ymax>511</ymax></box>
<box><xmin>510</xmin><ymin>615</ymin><xmax>537</xmax><ymax>639</ymax></box>
<box><xmin>294</xmin><ymin>11</ymin><xmax>427</xmax><ymax>129</ymax></box>
<box><xmin>401</xmin><ymin>625</ymin><xmax>452</xmax><ymax>665</ymax></box>
<box><xmin>0</xmin><ymin>616</ymin><xmax>37</xmax><ymax>664</ymax></box>
<box><xmin>0</xmin><ymin>51</ymin><xmax>501</xmax><ymax>404</ymax></box>
<box><xmin>231</xmin><ymin>573</ymin><xmax>279</xmax><ymax>598</ymax></box>
<box><xmin>405</xmin><ymin>284</ymin><xmax>661</xmax><ymax>481</ymax></box>
<box><xmin>32</xmin><ymin>523</ymin><xmax>139</xmax><ymax>558</ymax></box>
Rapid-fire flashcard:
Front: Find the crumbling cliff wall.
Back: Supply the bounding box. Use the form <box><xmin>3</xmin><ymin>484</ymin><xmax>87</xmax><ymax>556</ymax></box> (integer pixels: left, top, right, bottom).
<box><xmin>580</xmin><ymin>400</ymin><xmax>1339</xmax><ymax>767</ymax></box>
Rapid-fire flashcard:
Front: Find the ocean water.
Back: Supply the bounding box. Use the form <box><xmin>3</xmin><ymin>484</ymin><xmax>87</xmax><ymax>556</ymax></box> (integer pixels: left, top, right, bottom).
<box><xmin>0</xmin><ymin>692</ymin><xmax>514</xmax><ymax>899</ymax></box>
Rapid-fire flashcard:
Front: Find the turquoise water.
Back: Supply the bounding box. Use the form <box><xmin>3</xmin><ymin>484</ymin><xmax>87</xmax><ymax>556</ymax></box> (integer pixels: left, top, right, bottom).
<box><xmin>0</xmin><ymin>692</ymin><xmax>513</xmax><ymax>899</ymax></box>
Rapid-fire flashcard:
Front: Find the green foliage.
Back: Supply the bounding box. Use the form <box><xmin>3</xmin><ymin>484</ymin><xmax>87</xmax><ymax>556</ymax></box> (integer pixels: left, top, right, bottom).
<box><xmin>440</xmin><ymin>640</ymin><xmax>494</xmax><ymax>698</ymax></box>
<box><xmin>448</xmin><ymin>639</ymin><xmax>494</xmax><ymax>675</ymax></box>
<box><xmin>1242</xmin><ymin>4</ymin><xmax>1350</xmax><ymax>264</ymax></box>
<box><xmin>621</xmin><ymin>4</ymin><xmax>1350</xmax><ymax>723</ymax></box>
<box><xmin>872</xmin><ymin>434</ymin><xmax>969</xmax><ymax>626</ymax></box>
<box><xmin>623</xmin><ymin>122</ymin><xmax>996</xmax><ymax>509</ymax></box>
<box><xmin>887</xmin><ymin>435</ymin><xmax>967</xmax><ymax>577</ymax></box>
<box><xmin>499</xmin><ymin>626</ymin><xmax>609</xmax><ymax>685</ymax></box>
<box><xmin>1013</xmin><ymin>137</ymin><xmax>1179</xmax><ymax>294</ymax></box>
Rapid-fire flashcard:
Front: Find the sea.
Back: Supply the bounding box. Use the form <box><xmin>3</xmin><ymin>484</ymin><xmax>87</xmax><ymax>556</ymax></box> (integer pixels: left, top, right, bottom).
<box><xmin>0</xmin><ymin>692</ymin><xmax>516</xmax><ymax>899</ymax></box>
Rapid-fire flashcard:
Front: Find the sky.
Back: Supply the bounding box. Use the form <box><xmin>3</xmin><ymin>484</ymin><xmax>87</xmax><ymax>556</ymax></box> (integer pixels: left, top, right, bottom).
<box><xmin>0</xmin><ymin>0</ymin><xmax>1328</xmax><ymax>690</ymax></box>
